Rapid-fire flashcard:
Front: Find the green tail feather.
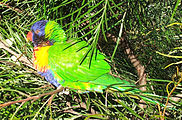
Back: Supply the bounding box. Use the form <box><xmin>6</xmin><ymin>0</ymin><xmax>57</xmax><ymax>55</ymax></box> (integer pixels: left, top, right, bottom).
<box><xmin>61</xmin><ymin>73</ymin><xmax>163</xmax><ymax>106</ymax></box>
<box><xmin>91</xmin><ymin>73</ymin><xmax>164</xmax><ymax>106</ymax></box>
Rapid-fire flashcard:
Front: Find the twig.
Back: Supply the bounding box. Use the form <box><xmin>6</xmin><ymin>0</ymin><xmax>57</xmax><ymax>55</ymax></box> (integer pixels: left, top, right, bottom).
<box><xmin>122</xmin><ymin>33</ymin><xmax>147</xmax><ymax>109</ymax></box>
<box><xmin>157</xmin><ymin>103</ymin><xmax>163</xmax><ymax>120</ymax></box>
<box><xmin>161</xmin><ymin>72</ymin><xmax>182</xmax><ymax>120</ymax></box>
<box><xmin>47</xmin><ymin>86</ymin><xmax>63</xmax><ymax>106</ymax></box>
<box><xmin>0</xmin><ymin>87</ymin><xmax>64</xmax><ymax>108</ymax></box>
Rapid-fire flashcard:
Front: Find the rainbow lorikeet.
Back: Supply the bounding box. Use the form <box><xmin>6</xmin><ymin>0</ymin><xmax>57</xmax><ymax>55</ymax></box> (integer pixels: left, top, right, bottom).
<box><xmin>27</xmin><ymin>20</ymin><xmax>160</xmax><ymax>104</ymax></box>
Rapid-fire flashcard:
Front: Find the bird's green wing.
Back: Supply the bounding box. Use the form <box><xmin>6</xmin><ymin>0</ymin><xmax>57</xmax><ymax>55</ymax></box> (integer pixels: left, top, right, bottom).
<box><xmin>48</xmin><ymin>40</ymin><xmax>111</xmax><ymax>83</ymax></box>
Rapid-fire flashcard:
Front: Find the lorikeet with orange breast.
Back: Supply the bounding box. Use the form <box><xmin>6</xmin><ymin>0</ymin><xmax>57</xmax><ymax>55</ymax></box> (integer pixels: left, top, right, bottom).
<box><xmin>27</xmin><ymin>20</ymin><xmax>162</xmax><ymax>105</ymax></box>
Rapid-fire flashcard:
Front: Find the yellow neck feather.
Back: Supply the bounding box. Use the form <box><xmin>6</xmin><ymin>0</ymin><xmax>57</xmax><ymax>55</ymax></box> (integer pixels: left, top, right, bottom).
<box><xmin>33</xmin><ymin>46</ymin><xmax>51</xmax><ymax>72</ymax></box>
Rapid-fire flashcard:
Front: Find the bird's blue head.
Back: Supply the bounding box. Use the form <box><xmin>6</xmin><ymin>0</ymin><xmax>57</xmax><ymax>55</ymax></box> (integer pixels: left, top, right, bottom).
<box><xmin>27</xmin><ymin>20</ymin><xmax>67</xmax><ymax>46</ymax></box>
<box><xmin>27</xmin><ymin>20</ymin><xmax>53</xmax><ymax>47</ymax></box>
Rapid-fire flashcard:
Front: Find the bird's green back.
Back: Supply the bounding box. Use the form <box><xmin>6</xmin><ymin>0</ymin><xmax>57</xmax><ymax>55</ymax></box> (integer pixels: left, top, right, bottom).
<box><xmin>48</xmin><ymin>40</ymin><xmax>111</xmax><ymax>83</ymax></box>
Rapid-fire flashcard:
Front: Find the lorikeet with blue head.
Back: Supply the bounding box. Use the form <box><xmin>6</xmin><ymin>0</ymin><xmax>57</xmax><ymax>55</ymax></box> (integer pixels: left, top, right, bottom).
<box><xmin>27</xmin><ymin>20</ymin><xmax>162</xmax><ymax>105</ymax></box>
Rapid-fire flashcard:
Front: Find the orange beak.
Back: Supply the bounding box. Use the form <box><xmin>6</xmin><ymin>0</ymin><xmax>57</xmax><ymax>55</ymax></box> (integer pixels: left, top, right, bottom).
<box><xmin>27</xmin><ymin>31</ymin><xmax>33</xmax><ymax>41</ymax></box>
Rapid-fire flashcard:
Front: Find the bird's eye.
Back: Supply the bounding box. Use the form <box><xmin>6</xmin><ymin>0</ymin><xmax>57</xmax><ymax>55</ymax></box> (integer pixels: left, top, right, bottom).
<box><xmin>35</xmin><ymin>30</ymin><xmax>40</xmax><ymax>34</ymax></box>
